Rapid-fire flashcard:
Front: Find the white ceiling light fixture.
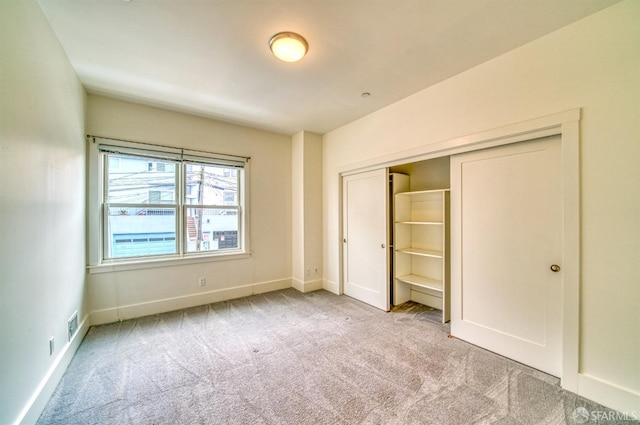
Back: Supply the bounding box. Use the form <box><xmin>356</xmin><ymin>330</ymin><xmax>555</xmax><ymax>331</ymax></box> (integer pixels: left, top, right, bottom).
<box><xmin>269</xmin><ymin>32</ymin><xmax>308</xmax><ymax>63</ymax></box>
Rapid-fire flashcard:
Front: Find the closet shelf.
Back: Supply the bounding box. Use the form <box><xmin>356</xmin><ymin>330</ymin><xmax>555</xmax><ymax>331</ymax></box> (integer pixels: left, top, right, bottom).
<box><xmin>395</xmin><ymin>221</ymin><xmax>443</xmax><ymax>225</ymax></box>
<box><xmin>396</xmin><ymin>247</ymin><xmax>443</xmax><ymax>258</ymax></box>
<box><xmin>396</xmin><ymin>274</ymin><xmax>444</xmax><ymax>293</ymax></box>
<box><xmin>396</xmin><ymin>189</ymin><xmax>451</xmax><ymax>198</ymax></box>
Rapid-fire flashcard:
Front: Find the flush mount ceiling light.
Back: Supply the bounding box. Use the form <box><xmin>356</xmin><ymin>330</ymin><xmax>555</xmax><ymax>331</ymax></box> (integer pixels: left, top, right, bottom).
<box><xmin>269</xmin><ymin>32</ymin><xmax>308</xmax><ymax>63</ymax></box>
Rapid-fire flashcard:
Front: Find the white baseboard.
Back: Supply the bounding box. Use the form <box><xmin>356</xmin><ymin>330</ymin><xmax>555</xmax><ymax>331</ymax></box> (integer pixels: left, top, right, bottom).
<box><xmin>323</xmin><ymin>279</ymin><xmax>340</xmax><ymax>294</ymax></box>
<box><xmin>17</xmin><ymin>315</ymin><xmax>90</xmax><ymax>425</ymax></box>
<box><xmin>89</xmin><ymin>278</ymin><xmax>292</xmax><ymax>325</ymax></box>
<box><xmin>577</xmin><ymin>373</ymin><xmax>640</xmax><ymax>414</ymax></box>
<box><xmin>292</xmin><ymin>278</ymin><xmax>324</xmax><ymax>293</ymax></box>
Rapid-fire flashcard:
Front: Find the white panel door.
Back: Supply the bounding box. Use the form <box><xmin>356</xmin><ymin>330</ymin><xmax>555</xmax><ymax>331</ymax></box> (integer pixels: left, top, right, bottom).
<box><xmin>451</xmin><ymin>136</ymin><xmax>563</xmax><ymax>377</ymax></box>
<box><xmin>342</xmin><ymin>169</ymin><xmax>389</xmax><ymax>311</ymax></box>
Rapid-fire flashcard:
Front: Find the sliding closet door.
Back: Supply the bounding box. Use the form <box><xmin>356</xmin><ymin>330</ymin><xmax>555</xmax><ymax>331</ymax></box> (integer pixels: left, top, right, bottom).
<box><xmin>451</xmin><ymin>136</ymin><xmax>563</xmax><ymax>377</ymax></box>
<box><xmin>342</xmin><ymin>169</ymin><xmax>389</xmax><ymax>311</ymax></box>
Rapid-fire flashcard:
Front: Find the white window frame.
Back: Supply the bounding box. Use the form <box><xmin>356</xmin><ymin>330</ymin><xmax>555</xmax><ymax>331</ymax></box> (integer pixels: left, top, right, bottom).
<box><xmin>87</xmin><ymin>137</ymin><xmax>251</xmax><ymax>273</ymax></box>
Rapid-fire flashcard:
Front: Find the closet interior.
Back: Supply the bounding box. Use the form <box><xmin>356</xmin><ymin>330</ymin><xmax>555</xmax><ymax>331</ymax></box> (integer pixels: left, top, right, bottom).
<box><xmin>390</xmin><ymin>156</ymin><xmax>451</xmax><ymax>322</ymax></box>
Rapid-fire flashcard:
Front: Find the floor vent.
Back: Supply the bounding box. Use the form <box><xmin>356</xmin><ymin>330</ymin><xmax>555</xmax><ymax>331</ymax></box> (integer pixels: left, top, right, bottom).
<box><xmin>68</xmin><ymin>311</ymin><xmax>79</xmax><ymax>341</ymax></box>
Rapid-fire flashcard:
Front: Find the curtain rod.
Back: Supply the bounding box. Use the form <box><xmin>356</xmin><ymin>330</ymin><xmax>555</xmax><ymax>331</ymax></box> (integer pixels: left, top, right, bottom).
<box><xmin>86</xmin><ymin>134</ymin><xmax>251</xmax><ymax>162</ymax></box>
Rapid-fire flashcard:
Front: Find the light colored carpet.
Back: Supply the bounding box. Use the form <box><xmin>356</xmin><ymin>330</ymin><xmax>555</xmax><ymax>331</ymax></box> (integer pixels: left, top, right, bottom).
<box><xmin>37</xmin><ymin>289</ymin><xmax>634</xmax><ymax>424</ymax></box>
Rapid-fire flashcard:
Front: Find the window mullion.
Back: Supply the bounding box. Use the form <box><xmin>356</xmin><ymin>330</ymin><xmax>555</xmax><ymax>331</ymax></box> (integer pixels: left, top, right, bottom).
<box><xmin>178</xmin><ymin>162</ymin><xmax>185</xmax><ymax>256</ymax></box>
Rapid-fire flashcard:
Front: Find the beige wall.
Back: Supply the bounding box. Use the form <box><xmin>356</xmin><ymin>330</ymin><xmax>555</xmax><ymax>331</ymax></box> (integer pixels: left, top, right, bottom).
<box><xmin>302</xmin><ymin>133</ymin><xmax>323</xmax><ymax>287</ymax></box>
<box><xmin>0</xmin><ymin>1</ymin><xmax>87</xmax><ymax>424</ymax></box>
<box><xmin>291</xmin><ymin>130</ymin><xmax>324</xmax><ymax>291</ymax></box>
<box><xmin>323</xmin><ymin>0</ymin><xmax>639</xmax><ymax>412</ymax></box>
<box><xmin>86</xmin><ymin>95</ymin><xmax>293</xmax><ymax>324</ymax></box>
<box><xmin>389</xmin><ymin>156</ymin><xmax>451</xmax><ymax>192</ymax></box>
<box><xmin>292</xmin><ymin>132</ymin><xmax>305</xmax><ymax>284</ymax></box>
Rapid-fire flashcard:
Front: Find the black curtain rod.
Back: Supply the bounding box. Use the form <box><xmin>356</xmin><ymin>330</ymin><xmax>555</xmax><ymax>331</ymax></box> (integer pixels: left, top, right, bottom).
<box><xmin>87</xmin><ymin>134</ymin><xmax>251</xmax><ymax>162</ymax></box>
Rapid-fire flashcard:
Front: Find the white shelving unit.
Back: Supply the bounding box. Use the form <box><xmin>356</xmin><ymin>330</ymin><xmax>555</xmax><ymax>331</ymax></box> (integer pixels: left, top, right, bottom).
<box><xmin>393</xmin><ymin>189</ymin><xmax>450</xmax><ymax>322</ymax></box>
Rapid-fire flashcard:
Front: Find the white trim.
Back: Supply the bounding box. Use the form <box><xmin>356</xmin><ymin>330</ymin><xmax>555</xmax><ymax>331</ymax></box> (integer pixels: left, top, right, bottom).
<box><xmin>16</xmin><ymin>315</ymin><xmax>90</xmax><ymax>425</ymax></box>
<box><xmin>87</xmin><ymin>251</ymin><xmax>251</xmax><ymax>274</ymax></box>
<box><xmin>292</xmin><ymin>278</ymin><xmax>324</xmax><ymax>293</ymax></box>
<box><xmin>323</xmin><ymin>279</ymin><xmax>340</xmax><ymax>294</ymax></box>
<box><xmin>560</xmin><ymin>118</ymin><xmax>581</xmax><ymax>392</ymax></box>
<box><xmin>89</xmin><ymin>278</ymin><xmax>292</xmax><ymax>325</ymax></box>
<box><xmin>335</xmin><ymin>108</ymin><xmax>580</xmax><ymax>389</ymax></box>
<box><xmin>337</xmin><ymin>175</ymin><xmax>344</xmax><ymax>296</ymax></box>
<box><xmin>578</xmin><ymin>374</ymin><xmax>640</xmax><ymax>414</ymax></box>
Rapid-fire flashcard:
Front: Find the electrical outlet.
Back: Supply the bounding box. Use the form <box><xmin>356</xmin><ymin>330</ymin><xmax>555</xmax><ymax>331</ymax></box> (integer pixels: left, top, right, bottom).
<box><xmin>314</xmin><ymin>267</ymin><xmax>318</xmax><ymax>275</ymax></box>
<box><xmin>49</xmin><ymin>337</ymin><xmax>55</xmax><ymax>356</ymax></box>
<box><xmin>198</xmin><ymin>276</ymin><xmax>206</xmax><ymax>286</ymax></box>
<box><xmin>305</xmin><ymin>268</ymin><xmax>310</xmax><ymax>277</ymax></box>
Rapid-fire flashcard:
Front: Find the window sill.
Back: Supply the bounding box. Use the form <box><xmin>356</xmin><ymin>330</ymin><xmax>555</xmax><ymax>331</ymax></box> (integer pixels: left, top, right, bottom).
<box><xmin>87</xmin><ymin>251</ymin><xmax>252</xmax><ymax>274</ymax></box>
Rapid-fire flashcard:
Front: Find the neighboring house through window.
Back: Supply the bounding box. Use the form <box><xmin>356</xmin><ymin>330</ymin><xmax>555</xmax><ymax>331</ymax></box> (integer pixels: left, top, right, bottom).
<box><xmin>87</xmin><ymin>137</ymin><xmax>250</xmax><ymax>267</ymax></box>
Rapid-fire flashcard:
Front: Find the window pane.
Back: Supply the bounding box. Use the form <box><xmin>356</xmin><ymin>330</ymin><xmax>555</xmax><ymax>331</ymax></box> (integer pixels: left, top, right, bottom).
<box><xmin>185</xmin><ymin>163</ymin><xmax>238</xmax><ymax>206</ymax></box>
<box><xmin>107</xmin><ymin>155</ymin><xmax>177</xmax><ymax>204</ymax></box>
<box><xmin>106</xmin><ymin>207</ymin><xmax>177</xmax><ymax>258</ymax></box>
<box><xmin>185</xmin><ymin>207</ymin><xmax>239</xmax><ymax>253</ymax></box>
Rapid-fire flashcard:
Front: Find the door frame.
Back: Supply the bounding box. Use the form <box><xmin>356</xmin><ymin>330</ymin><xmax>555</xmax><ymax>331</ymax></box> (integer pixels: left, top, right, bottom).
<box><xmin>336</xmin><ymin>108</ymin><xmax>580</xmax><ymax>391</ymax></box>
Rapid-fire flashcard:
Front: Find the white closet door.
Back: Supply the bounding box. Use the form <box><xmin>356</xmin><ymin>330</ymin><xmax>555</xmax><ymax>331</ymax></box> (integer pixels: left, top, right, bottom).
<box><xmin>342</xmin><ymin>169</ymin><xmax>389</xmax><ymax>311</ymax></box>
<box><xmin>451</xmin><ymin>136</ymin><xmax>563</xmax><ymax>377</ymax></box>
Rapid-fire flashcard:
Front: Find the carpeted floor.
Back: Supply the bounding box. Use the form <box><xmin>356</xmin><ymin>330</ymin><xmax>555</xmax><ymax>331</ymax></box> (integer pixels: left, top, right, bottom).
<box><xmin>37</xmin><ymin>289</ymin><xmax>635</xmax><ymax>425</ymax></box>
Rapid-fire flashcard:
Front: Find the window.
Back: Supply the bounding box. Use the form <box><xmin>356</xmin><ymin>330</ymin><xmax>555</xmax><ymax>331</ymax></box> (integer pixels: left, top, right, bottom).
<box><xmin>89</xmin><ymin>137</ymin><xmax>249</xmax><ymax>266</ymax></box>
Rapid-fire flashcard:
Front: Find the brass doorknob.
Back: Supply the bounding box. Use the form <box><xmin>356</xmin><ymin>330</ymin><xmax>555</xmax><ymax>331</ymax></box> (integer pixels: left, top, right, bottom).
<box><xmin>550</xmin><ymin>264</ymin><xmax>561</xmax><ymax>272</ymax></box>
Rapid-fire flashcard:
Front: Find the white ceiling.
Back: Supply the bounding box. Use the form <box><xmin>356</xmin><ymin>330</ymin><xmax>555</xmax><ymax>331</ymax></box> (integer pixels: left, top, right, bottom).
<box><xmin>38</xmin><ymin>0</ymin><xmax>620</xmax><ymax>135</ymax></box>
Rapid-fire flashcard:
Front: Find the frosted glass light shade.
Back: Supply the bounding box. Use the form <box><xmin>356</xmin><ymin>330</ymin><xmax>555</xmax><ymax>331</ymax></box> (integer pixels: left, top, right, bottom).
<box><xmin>269</xmin><ymin>32</ymin><xmax>308</xmax><ymax>63</ymax></box>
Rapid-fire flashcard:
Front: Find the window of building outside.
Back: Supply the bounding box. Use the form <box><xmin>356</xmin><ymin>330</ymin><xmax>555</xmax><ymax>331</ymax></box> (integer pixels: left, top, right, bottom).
<box><xmin>91</xmin><ymin>138</ymin><xmax>248</xmax><ymax>265</ymax></box>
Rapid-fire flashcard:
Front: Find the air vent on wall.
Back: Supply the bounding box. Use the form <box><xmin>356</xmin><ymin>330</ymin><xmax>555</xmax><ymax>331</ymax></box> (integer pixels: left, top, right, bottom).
<box><xmin>68</xmin><ymin>311</ymin><xmax>78</xmax><ymax>341</ymax></box>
